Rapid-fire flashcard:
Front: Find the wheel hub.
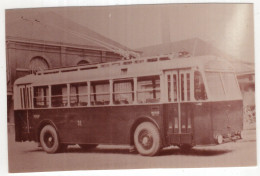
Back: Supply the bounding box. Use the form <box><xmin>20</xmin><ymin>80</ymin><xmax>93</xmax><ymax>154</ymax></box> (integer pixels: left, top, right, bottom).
<box><xmin>142</xmin><ymin>137</ymin><xmax>149</xmax><ymax>145</ymax></box>
<box><xmin>44</xmin><ymin>132</ymin><xmax>54</xmax><ymax>148</ymax></box>
<box><xmin>139</xmin><ymin>130</ymin><xmax>153</xmax><ymax>149</ymax></box>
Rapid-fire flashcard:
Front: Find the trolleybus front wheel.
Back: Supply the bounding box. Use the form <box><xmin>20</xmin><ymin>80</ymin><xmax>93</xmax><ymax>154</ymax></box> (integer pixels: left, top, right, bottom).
<box><xmin>40</xmin><ymin>125</ymin><xmax>61</xmax><ymax>153</ymax></box>
<box><xmin>134</xmin><ymin>122</ymin><xmax>161</xmax><ymax>156</ymax></box>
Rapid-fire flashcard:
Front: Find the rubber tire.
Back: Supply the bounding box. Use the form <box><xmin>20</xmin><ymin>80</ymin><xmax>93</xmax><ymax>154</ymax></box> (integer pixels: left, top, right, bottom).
<box><xmin>134</xmin><ymin>122</ymin><xmax>161</xmax><ymax>156</ymax></box>
<box><xmin>79</xmin><ymin>144</ymin><xmax>98</xmax><ymax>150</ymax></box>
<box><xmin>40</xmin><ymin>125</ymin><xmax>61</xmax><ymax>153</ymax></box>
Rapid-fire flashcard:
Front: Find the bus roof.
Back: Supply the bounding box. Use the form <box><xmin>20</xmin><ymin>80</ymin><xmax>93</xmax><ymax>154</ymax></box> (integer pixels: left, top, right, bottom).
<box><xmin>14</xmin><ymin>55</ymin><xmax>234</xmax><ymax>86</ymax></box>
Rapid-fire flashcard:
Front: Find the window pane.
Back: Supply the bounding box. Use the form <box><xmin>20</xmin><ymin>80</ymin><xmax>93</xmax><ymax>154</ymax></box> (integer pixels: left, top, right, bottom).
<box><xmin>173</xmin><ymin>74</ymin><xmax>178</xmax><ymax>102</ymax></box>
<box><xmin>187</xmin><ymin>73</ymin><xmax>190</xmax><ymax>101</ymax></box>
<box><xmin>34</xmin><ymin>86</ymin><xmax>49</xmax><ymax>108</ymax></box>
<box><xmin>205</xmin><ymin>72</ymin><xmax>225</xmax><ymax>100</ymax></box>
<box><xmin>194</xmin><ymin>71</ymin><xmax>207</xmax><ymax>100</ymax></box>
<box><xmin>180</xmin><ymin>74</ymin><xmax>184</xmax><ymax>101</ymax></box>
<box><xmin>51</xmin><ymin>84</ymin><xmax>68</xmax><ymax>107</ymax></box>
<box><xmin>222</xmin><ymin>73</ymin><xmax>241</xmax><ymax>99</ymax></box>
<box><xmin>70</xmin><ymin>82</ymin><xmax>88</xmax><ymax>106</ymax></box>
<box><xmin>70</xmin><ymin>95</ymin><xmax>88</xmax><ymax>106</ymax></box>
<box><xmin>167</xmin><ymin>75</ymin><xmax>171</xmax><ymax>102</ymax></box>
<box><xmin>91</xmin><ymin>81</ymin><xmax>110</xmax><ymax>105</ymax></box>
<box><xmin>113</xmin><ymin>80</ymin><xmax>133</xmax><ymax>104</ymax></box>
<box><xmin>137</xmin><ymin>76</ymin><xmax>160</xmax><ymax>103</ymax></box>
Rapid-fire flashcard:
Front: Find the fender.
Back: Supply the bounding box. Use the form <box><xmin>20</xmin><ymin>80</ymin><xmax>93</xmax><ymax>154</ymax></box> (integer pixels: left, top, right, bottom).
<box><xmin>35</xmin><ymin>119</ymin><xmax>59</xmax><ymax>142</ymax></box>
<box><xmin>134</xmin><ymin>115</ymin><xmax>161</xmax><ymax>129</ymax></box>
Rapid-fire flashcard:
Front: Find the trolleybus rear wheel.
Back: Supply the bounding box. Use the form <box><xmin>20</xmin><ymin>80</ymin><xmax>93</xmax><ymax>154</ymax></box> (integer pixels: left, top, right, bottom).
<box><xmin>40</xmin><ymin>125</ymin><xmax>61</xmax><ymax>153</ymax></box>
<box><xmin>134</xmin><ymin>122</ymin><xmax>161</xmax><ymax>156</ymax></box>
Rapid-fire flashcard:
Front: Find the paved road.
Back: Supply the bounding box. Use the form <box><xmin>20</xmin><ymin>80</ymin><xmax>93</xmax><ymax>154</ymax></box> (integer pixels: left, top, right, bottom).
<box><xmin>8</xmin><ymin>130</ymin><xmax>256</xmax><ymax>173</ymax></box>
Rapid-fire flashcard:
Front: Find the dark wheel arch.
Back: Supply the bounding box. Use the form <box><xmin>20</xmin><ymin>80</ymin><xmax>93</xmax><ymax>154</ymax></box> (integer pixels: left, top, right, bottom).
<box><xmin>36</xmin><ymin>120</ymin><xmax>59</xmax><ymax>142</ymax></box>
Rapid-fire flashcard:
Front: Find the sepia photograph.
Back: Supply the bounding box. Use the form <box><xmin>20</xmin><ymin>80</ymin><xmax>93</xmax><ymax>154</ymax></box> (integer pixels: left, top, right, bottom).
<box><xmin>2</xmin><ymin>1</ymin><xmax>257</xmax><ymax>175</ymax></box>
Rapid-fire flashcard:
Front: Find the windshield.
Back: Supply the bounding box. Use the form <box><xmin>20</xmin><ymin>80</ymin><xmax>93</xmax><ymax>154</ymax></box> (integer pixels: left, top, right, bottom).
<box><xmin>205</xmin><ymin>72</ymin><xmax>241</xmax><ymax>100</ymax></box>
<box><xmin>221</xmin><ymin>72</ymin><xmax>242</xmax><ymax>99</ymax></box>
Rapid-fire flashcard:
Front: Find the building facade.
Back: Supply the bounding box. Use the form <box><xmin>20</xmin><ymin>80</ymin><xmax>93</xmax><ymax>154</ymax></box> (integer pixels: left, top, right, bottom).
<box><xmin>6</xmin><ymin>37</ymin><xmax>124</xmax><ymax>123</ymax></box>
<box><xmin>6</xmin><ymin>9</ymin><xmax>134</xmax><ymax>124</ymax></box>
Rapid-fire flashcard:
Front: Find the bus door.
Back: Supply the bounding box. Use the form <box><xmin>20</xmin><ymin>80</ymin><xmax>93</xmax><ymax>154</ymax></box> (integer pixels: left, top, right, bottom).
<box><xmin>165</xmin><ymin>70</ymin><xmax>193</xmax><ymax>144</ymax></box>
<box><xmin>16</xmin><ymin>84</ymin><xmax>33</xmax><ymax>137</ymax></box>
<box><xmin>178</xmin><ymin>70</ymin><xmax>193</xmax><ymax>144</ymax></box>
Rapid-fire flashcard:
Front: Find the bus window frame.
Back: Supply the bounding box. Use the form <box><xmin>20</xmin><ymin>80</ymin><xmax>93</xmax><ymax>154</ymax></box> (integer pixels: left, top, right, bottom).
<box><xmin>179</xmin><ymin>69</ymin><xmax>195</xmax><ymax>102</ymax></box>
<box><xmin>136</xmin><ymin>75</ymin><xmax>161</xmax><ymax>104</ymax></box>
<box><xmin>112</xmin><ymin>79</ymin><xmax>134</xmax><ymax>105</ymax></box>
<box><xmin>15</xmin><ymin>68</ymin><xmax>242</xmax><ymax>110</ymax></box>
<box><xmin>204</xmin><ymin>69</ymin><xmax>242</xmax><ymax>101</ymax></box>
<box><xmin>50</xmin><ymin>84</ymin><xmax>69</xmax><ymax>108</ymax></box>
<box><xmin>70</xmin><ymin>82</ymin><xmax>89</xmax><ymax>107</ymax></box>
<box><xmin>90</xmin><ymin>80</ymin><xmax>110</xmax><ymax>106</ymax></box>
<box><xmin>15</xmin><ymin>84</ymin><xmax>33</xmax><ymax>110</ymax></box>
<box><xmin>22</xmin><ymin>69</ymin><xmax>232</xmax><ymax>109</ymax></box>
<box><xmin>164</xmin><ymin>69</ymin><xmax>197</xmax><ymax>103</ymax></box>
<box><xmin>33</xmin><ymin>85</ymin><xmax>50</xmax><ymax>109</ymax></box>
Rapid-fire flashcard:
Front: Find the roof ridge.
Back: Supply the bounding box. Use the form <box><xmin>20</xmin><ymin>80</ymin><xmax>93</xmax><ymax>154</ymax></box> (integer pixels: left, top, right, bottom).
<box><xmin>6</xmin><ymin>9</ymin><xmax>135</xmax><ymax>54</ymax></box>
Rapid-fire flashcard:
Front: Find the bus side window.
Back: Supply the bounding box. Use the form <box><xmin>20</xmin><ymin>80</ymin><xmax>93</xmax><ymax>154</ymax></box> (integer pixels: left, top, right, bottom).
<box><xmin>70</xmin><ymin>82</ymin><xmax>88</xmax><ymax>107</ymax></box>
<box><xmin>137</xmin><ymin>76</ymin><xmax>160</xmax><ymax>103</ymax></box>
<box><xmin>34</xmin><ymin>86</ymin><xmax>49</xmax><ymax>108</ymax></box>
<box><xmin>113</xmin><ymin>80</ymin><xmax>134</xmax><ymax>105</ymax></box>
<box><xmin>90</xmin><ymin>81</ymin><xmax>110</xmax><ymax>105</ymax></box>
<box><xmin>51</xmin><ymin>84</ymin><xmax>68</xmax><ymax>107</ymax></box>
<box><xmin>194</xmin><ymin>71</ymin><xmax>207</xmax><ymax>100</ymax></box>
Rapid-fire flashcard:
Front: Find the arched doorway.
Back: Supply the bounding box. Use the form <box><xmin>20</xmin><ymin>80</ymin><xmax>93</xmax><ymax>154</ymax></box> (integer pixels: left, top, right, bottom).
<box><xmin>29</xmin><ymin>56</ymin><xmax>49</xmax><ymax>73</ymax></box>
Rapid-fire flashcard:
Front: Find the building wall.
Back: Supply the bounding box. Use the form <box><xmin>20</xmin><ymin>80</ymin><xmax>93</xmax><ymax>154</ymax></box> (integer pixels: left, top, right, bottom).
<box><xmin>6</xmin><ymin>39</ymin><xmax>122</xmax><ymax>124</ymax></box>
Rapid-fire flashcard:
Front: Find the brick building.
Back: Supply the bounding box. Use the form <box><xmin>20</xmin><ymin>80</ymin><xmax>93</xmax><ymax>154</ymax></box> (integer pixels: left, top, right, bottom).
<box><xmin>6</xmin><ymin>9</ymin><xmax>136</xmax><ymax>124</ymax></box>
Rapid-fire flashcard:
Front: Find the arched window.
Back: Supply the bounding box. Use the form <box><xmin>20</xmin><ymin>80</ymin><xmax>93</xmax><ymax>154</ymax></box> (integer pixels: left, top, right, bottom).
<box><xmin>29</xmin><ymin>57</ymin><xmax>49</xmax><ymax>73</ymax></box>
<box><xmin>77</xmin><ymin>60</ymin><xmax>89</xmax><ymax>66</ymax></box>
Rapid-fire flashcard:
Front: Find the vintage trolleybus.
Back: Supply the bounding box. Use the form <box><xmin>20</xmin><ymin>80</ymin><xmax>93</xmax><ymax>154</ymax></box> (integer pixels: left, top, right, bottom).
<box><xmin>13</xmin><ymin>55</ymin><xmax>243</xmax><ymax>156</ymax></box>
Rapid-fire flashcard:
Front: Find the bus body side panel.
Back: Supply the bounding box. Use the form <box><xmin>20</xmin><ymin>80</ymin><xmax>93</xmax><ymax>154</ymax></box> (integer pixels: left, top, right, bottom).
<box><xmin>36</xmin><ymin>108</ymin><xmax>112</xmax><ymax>145</ymax></box>
<box><xmin>210</xmin><ymin>100</ymin><xmax>243</xmax><ymax>138</ymax></box>
<box><xmin>64</xmin><ymin>105</ymin><xmax>165</xmax><ymax>145</ymax></box>
<box><xmin>192</xmin><ymin>102</ymin><xmax>214</xmax><ymax>145</ymax></box>
<box><xmin>14</xmin><ymin>110</ymin><xmax>37</xmax><ymax>142</ymax></box>
<box><xmin>16</xmin><ymin>104</ymin><xmax>165</xmax><ymax>145</ymax></box>
<box><xmin>109</xmin><ymin>104</ymin><xmax>165</xmax><ymax>145</ymax></box>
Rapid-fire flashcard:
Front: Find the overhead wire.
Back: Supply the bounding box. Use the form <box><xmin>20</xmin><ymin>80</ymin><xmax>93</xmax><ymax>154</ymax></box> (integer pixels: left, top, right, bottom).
<box><xmin>28</xmin><ymin>17</ymin><xmax>140</xmax><ymax>60</ymax></box>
